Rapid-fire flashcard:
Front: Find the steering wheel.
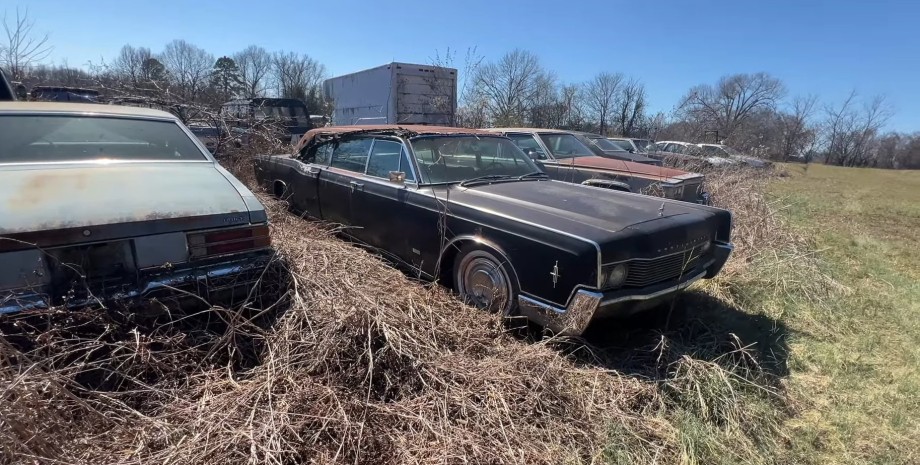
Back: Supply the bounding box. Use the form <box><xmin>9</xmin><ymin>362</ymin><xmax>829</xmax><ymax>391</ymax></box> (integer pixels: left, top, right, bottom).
<box><xmin>483</xmin><ymin>160</ymin><xmax>503</xmax><ymax>170</ymax></box>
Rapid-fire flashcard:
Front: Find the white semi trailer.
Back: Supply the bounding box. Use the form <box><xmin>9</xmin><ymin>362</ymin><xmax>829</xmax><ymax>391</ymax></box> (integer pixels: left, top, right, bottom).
<box><xmin>323</xmin><ymin>62</ymin><xmax>457</xmax><ymax>126</ymax></box>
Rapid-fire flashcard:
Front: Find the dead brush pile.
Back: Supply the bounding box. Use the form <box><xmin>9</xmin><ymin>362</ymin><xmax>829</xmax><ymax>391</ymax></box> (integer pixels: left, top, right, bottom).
<box><xmin>694</xmin><ymin>165</ymin><xmax>842</xmax><ymax>314</ymax></box>
<box><xmin>0</xmin><ymin>159</ymin><xmax>832</xmax><ymax>464</ymax></box>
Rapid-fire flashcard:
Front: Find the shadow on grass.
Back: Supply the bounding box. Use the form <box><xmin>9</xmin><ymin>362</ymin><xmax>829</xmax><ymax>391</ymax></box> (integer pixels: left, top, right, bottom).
<box><xmin>552</xmin><ymin>290</ymin><xmax>791</xmax><ymax>381</ymax></box>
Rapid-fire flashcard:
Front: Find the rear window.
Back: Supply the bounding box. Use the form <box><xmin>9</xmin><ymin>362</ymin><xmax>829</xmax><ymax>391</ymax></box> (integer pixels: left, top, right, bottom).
<box><xmin>0</xmin><ymin>115</ymin><xmax>208</xmax><ymax>163</ymax></box>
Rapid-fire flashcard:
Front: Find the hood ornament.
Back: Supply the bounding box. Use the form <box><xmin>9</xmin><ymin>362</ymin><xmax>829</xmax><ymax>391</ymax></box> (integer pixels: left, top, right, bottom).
<box><xmin>658</xmin><ymin>202</ymin><xmax>665</xmax><ymax>217</ymax></box>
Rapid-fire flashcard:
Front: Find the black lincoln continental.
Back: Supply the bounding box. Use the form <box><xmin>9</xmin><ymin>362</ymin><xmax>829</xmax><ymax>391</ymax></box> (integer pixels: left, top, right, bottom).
<box><xmin>254</xmin><ymin>125</ymin><xmax>734</xmax><ymax>335</ymax></box>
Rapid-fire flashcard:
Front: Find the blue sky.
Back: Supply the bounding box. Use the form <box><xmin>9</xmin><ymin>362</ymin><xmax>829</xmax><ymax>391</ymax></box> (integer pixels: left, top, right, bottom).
<box><xmin>12</xmin><ymin>0</ymin><xmax>920</xmax><ymax>131</ymax></box>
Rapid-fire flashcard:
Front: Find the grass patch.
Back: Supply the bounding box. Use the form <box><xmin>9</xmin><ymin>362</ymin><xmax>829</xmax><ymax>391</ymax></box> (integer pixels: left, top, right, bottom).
<box><xmin>767</xmin><ymin>163</ymin><xmax>920</xmax><ymax>464</ymax></box>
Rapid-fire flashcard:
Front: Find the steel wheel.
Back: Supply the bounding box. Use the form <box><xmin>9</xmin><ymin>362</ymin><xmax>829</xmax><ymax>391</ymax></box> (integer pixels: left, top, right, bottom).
<box><xmin>454</xmin><ymin>248</ymin><xmax>515</xmax><ymax>316</ymax></box>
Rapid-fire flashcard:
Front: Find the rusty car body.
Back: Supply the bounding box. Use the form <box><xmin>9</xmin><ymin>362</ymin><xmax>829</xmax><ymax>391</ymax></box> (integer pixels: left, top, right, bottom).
<box><xmin>254</xmin><ymin>125</ymin><xmax>734</xmax><ymax>335</ymax></box>
<box><xmin>0</xmin><ymin>102</ymin><xmax>273</xmax><ymax>313</ymax></box>
<box><xmin>485</xmin><ymin>128</ymin><xmax>709</xmax><ymax>204</ymax></box>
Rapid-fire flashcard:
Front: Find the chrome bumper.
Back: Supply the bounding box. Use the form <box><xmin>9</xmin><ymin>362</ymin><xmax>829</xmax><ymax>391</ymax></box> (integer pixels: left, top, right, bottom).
<box><xmin>0</xmin><ymin>252</ymin><xmax>273</xmax><ymax>315</ymax></box>
<box><xmin>518</xmin><ymin>242</ymin><xmax>733</xmax><ymax>336</ymax></box>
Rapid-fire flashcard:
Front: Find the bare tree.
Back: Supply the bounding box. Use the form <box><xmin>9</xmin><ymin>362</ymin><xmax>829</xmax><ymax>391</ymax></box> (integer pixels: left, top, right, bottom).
<box><xmin>160</xmin><ymin>39</ymin><xmax>214</xmax><ymax>100</ymax></box>
<box><xmin>612</xmin><ymin>77</ymin><xmax>646</xmax><ymax>136</ymax></box>
<box><xmin>431</xmin><ymin>46</ymin><xmax>484</xmax><ymax>126</ymax></box>
<box><xmin>272</xmin><ymin>51</ymin><xmax>327</xmax><ymax>111</ymax></box>
<box><xmin>1</xmin><ymin>7</ymin><xmax>52</xmax><ymax>79</ymax></box>
<box><xmin>112</xmin><ymin>45</ymin><xmax>153</xmax><ymax>86</ymax></box>
<box><xmin>558</xmin><ymin>84</ymin><xmax>586</xmax><ymax>129</ymax></box>
<box><xmin>470</xmin><ymin>49</ymin><xmax>546</xmax><ymax>126</ymax></box>
<box><xmin>582</xmin><ymin>72</ymin><xmax>623</xmax><ymax>135</ymax></box>
<box><xmin>234</xmin><ymin>45</ymin><xmax>272</xmax><ymax>98</ymax></box>
<box><xmin>678</xmin><ymin>72</ymin><xmax>786</xmax><ymax>140</ymax></box>
<box><xmin>823</xmin><ymin>90</ymin><xmax>892</xmax><ymax>167</ymax></box>
<box><xmin>776</xmin><ymin>95</ymin><xmax>818</xmax><ymax>160</ymax></box>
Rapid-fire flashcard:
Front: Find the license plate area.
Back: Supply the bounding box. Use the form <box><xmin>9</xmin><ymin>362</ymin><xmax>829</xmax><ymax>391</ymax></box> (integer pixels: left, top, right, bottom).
<box><xmin>48</xmin><ymin>240</ymin><xmax>137</xmax><ymax>293</ymax></box>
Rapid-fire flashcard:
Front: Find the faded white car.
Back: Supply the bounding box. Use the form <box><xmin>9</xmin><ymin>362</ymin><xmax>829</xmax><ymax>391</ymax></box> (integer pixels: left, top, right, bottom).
<box><xmin>0</xmin><ymin>102</ymin><xmax>272</xmax><ymax>313</ymax></box>
<box><xmin>698</xmin><ymin>143</ymin><xmax>771</xmax><ymax>168</ymax></box>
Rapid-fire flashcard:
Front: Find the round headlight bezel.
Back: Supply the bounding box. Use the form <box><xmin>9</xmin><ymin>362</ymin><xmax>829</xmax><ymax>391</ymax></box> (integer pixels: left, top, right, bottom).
<box><xmin>605</xmin><ymin>264</ymin><xmax>629</xmax><ymax>288</ymax></box>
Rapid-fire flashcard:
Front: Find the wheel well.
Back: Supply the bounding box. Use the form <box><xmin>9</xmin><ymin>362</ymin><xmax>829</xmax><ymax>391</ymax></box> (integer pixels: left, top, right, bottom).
<box><xmin>272</xmin><ymin>180</ymin><xmax>287</xmax><ymax>198</ymax></box>
<box><xmin>436</xmin><ymin>239</ymin><xmax>520</xmax><ymax>292</ymax></box>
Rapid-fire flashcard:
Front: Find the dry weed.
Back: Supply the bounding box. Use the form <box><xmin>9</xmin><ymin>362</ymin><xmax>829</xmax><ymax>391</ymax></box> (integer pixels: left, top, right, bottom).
<box><xmin>0</xmin><ymin>160</ymin><xmax>831</xmax><ymax>464</ymax></box>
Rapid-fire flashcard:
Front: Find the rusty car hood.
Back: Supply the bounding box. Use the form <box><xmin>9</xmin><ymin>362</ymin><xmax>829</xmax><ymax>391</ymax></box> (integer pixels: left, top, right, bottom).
<box><xmin>548</xmin><ymin>156</ymin><xmax>698</xmax><ymax>181</ymax></box>
<box><xmin>0</xmin><ymin>162</ymin><xmax>254</xmax><ymax>247</ymax></box>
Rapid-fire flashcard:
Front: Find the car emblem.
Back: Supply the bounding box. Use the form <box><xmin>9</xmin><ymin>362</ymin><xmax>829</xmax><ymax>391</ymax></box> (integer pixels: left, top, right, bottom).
<box><xmin>550</xmin><ymin>261</ymin><xmax>561</xmax><ymax>288</ymax></box>
<box><xmin>82</xmin><ymin>229</ymin><xmax>91</xmax><ymax>237</ymax></box>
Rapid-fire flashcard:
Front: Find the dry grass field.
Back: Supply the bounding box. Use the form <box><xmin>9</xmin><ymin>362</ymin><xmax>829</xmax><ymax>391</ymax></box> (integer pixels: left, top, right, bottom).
<box><xmin>1</xmin><ymin>160</ymin><xmax>916</xmax><ymax>464</ymax></box>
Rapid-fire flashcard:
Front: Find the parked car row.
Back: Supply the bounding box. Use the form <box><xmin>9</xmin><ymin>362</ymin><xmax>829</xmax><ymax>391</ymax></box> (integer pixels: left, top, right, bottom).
<box><xmin>256</xmin><ymin>125</ymin><xmax>734</xmax><ymax>335</ymax></box>
<box><xmin>653</xmin><ymin>141</ymin><xmax>771</xmax><ymax>168</ymax></box>
<box><xmin>0</xmin><ymin>98</ymin><xmax>735</xmax><ymax>335</ymax></box>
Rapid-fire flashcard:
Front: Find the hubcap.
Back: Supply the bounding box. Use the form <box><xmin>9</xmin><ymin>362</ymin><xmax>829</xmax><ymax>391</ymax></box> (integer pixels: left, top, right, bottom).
<box><xmin>460</xmin><ymin>256</ymin><xmax>510</xmax><ymax>312</ymax></box>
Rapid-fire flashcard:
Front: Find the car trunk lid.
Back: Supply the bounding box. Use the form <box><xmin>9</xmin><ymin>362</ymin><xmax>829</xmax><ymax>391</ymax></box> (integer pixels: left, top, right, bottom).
<box><xmin>0</xmin><ymin>162</ymin><xmax>251</xmax><ymax>250</ymax></box>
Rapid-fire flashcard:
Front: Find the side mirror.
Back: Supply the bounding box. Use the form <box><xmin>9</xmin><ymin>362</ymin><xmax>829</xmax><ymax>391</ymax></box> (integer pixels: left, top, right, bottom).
<box><xmin>388</xmin><ymin>171</ymin><xmax>407</xmax><ymax>184</ymax></box>
<box><xmin>523</xmin><ymin>147</ymin><xmax>544</xmax><ymax>161</ymax></box>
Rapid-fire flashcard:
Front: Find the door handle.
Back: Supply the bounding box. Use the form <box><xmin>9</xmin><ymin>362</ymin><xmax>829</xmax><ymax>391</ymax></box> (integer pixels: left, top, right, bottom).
<box><xmin>307</xmin><ymin>166</ymin><xmax>320</xmax><ymax>174</ymax></box>
<box><xmin>349</xmin><ymin>181</ymin><xmax>364</xmax><ymax>191</ymax></box>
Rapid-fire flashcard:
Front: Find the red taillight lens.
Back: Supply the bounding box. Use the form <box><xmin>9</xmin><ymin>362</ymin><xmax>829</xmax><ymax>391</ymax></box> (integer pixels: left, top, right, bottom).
<box><xmin>187</xmin><ymin>225</ymin><xmax>271</xmax><ymax>259</ymax></box>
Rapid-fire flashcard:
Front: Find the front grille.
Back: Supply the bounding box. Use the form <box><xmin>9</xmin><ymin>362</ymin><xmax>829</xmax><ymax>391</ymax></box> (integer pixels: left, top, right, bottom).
<box><xmin>624</xmin><ymin>247</ymin><xmax>705</xmax><ymax>288</ymax></box>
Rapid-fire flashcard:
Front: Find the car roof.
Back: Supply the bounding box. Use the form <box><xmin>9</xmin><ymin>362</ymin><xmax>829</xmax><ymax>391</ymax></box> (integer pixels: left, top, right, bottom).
<box><xmin>485</xmin><ymin>127</ymin><xmax>574</xmax><ymax>134</ymax></box>
<box><xmin>0</xmin><ymin>101</ymin><xmax>179</xmax><ymax>120</ymax></box>
<box><xmin>296</xmin><ymin>124</ymin><xmax>497</xmax><ymax>151</ymax></box>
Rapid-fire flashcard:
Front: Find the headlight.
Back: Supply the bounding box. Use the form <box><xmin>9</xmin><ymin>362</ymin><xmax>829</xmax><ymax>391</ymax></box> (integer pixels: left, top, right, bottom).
<box><xmin>700</xmin><ymin>240</ymin><xmax>712</xmax><ymax>254</ymax></box>
<box><xmin>602</xmin><ymin>264</ymin><xmax>629</xmax><ymax>289</ymax></box>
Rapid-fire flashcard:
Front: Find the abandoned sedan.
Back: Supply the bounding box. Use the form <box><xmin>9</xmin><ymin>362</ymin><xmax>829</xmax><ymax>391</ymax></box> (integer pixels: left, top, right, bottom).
<box><xmin>486</xmin><ymin>128</ymin><xmax>709</xmax><ymax>204</ymax></box>
<box><xmin>0</xmin><ymin>102</ymin><xmax>272</xmax><ymax>313</ymax></box>
<box><xmin>255</xmin><ymin>125</ymin><xmax>733</xmax><ymax>335</ymax></box>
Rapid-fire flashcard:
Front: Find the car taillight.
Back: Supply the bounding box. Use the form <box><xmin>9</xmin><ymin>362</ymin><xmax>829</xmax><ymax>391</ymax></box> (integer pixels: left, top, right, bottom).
<box><xmin>187</xmin><ymin>224</ymin><xmax>271</xmax><ymax>259</ymax></box>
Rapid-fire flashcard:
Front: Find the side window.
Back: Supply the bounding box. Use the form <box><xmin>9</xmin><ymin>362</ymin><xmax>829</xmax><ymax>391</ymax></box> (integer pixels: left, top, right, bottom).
<box><xmin>301</xmin><ymin>142</ymin><xmax>333</xmax><ymax>164</ymax></box>
<box><xmin>506</xmin><ymin>133</ymin><xmax>547</xmax><ymax>159</ymax></box>
<box><xmin>330</xmin><ymin>138</ymin><xmax>372</xmax><ymax>173</ymax></box>
<box><xmin>366</xmin><ymin>139</ymin><xmax>415</xmax><ymax>181</ymax></box>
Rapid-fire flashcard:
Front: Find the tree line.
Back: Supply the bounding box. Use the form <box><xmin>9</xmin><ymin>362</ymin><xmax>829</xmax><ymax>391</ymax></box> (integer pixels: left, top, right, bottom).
<box><xmin>449</xmin><ymin>48</ymin><xmax>918</xmax><ymax>169</ymax></box>
<box><xmin>2</xmin><ymin>8</ymin><xmax>917</xmax><ymax>169</ymax></box>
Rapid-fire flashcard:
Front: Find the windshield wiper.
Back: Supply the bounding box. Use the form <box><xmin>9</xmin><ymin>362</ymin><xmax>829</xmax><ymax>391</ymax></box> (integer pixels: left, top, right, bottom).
<box><xmin>517</xmin><ymin>171</ymin><xmax>549</xmax><ymax>180</ymax></box>
<box><xmin>458</xmin><ymin>174</ymin><xmax>517</xmax><ymax>187</ymax></box>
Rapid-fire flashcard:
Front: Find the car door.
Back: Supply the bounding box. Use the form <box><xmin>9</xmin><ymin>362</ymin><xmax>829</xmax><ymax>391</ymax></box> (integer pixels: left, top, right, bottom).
<box><xmin>349</xmin><ymin>137</ymin><xmax>421</xmax><ymax>261</ymax></box>
<box><xmin>319</xmin><ymin>137</ymin><xmax>372</xmax><ymax>227</ymax></box>
<box><xmin>283</xmin><ymin>142</ymin><xmax>331</xmax><ymax>218</ymax></box>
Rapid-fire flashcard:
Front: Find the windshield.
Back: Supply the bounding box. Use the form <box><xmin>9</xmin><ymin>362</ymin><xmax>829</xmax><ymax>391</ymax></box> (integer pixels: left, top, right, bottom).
<box><xmin>720</xmin><ymin>145</ymin><xmax>744</xmax><ymax>156</ymax></box>
<box><xmin>409</xmin><ymin>135</ymin><xmax>541</xmax><ymax>184</ymax></box>
<box><xmin>632</xmin><ymin>139</ymin><xmax>652</xmax><ymax>152</ymax></box>
<box><xmin>256</xmin><ymin>104</ymin><xmax>308</xmax><ymax>120</ymax></box>
<box><xmin>591</xmin><ymin>137</ymin><xmax>628</xmax><ymax>152</ymax></box>
<box><xmin>538</xmin><ymin>133</ymin><xmax>595</xmax><ymax>158</ymax></box>
<box><xmin>607</xmin><ymin>139</ymin><xmax>635</xmax><ymax>151</ymax></box>
<box><xmin>0</xmin><ymin>115</ymin><xmax>208</xmax><ymax>163</ymax></box>
<box><xmin>700</xmin><ymin>145</ymin><xmax>730</xmax><ymax>157</ymax></box>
